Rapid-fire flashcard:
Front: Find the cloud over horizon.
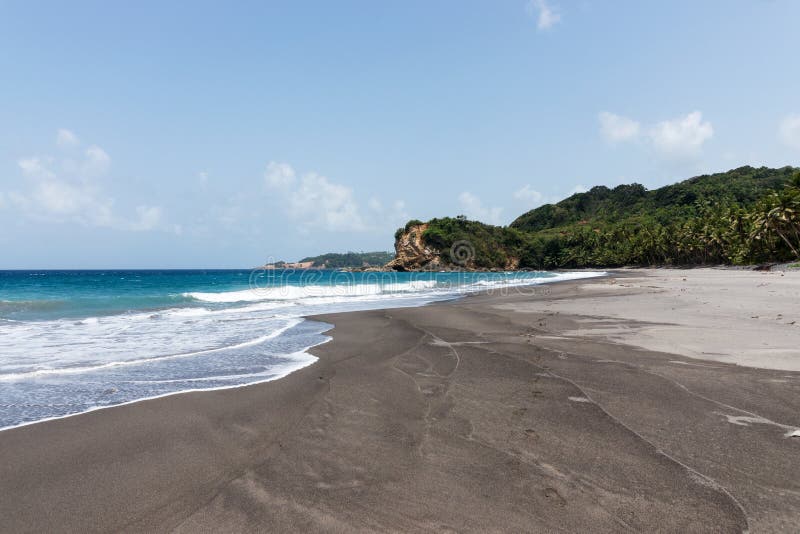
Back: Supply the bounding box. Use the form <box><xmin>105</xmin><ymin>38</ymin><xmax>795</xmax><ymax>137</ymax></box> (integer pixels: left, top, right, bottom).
<box><xmin>264</xmin><ymin>161</ymin><xmax>407</xmax><ymax>234</ymax></box>
<box><xmin>598</xmin><ymin>112</ymin><xmax>641</xmax><ymax>143</ymax></box>
<box><xmin>598</xmin><ymin>110</ymin><xmax>714</xmax><ymax>160</ymax></box>
<box><xmin>513</xmin><ymin>184</ymin><xmax>544</xmax><ymax>207</ymax></box>
<box><xmin>5</xmin><ymin>130</ymin><xmax>167</xmax><ymax>232</ymax></box>
<box><xmin>649</xmin><ymin>111</ymin><xmax>714</xmax><ymax>158</ymax></box>
<box><xmin>458</xmin><ymin>191</ymin><xmax>504</xmax><ymax>225</ymax></box>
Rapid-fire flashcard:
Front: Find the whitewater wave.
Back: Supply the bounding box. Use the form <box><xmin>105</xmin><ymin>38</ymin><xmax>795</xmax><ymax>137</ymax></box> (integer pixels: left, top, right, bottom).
<box><xmin>60</xmin><ymin>301</ymin><xmax>297</xmax><ymax>327</ymax></box>
<box><xmin>185</xmin><ymin>280</ymin><xmax>440</xmax><ymax>303</ymax></box>
<box><xmin>0</xmin><ymin>269</ymin><xmax>606</xmax><ymax>430</ymax></box>
<box><xmin>535</xmin><ymin>271</ymin><xmax>607</xmax><ymax>283</ymax></box>
<box><xmin>0</xmin><ymin>347</ymin><xmax>323</xmax><ymax>433</ymax></box>
<box><xmin>183</xmin><ymin>272</ymin><xmax>606</xmax><ymax>304</ymax></box>
<box><xmin>0</xmin><ymin>318</ymin><xmax>303</xmax><ymax>382</ymax></box>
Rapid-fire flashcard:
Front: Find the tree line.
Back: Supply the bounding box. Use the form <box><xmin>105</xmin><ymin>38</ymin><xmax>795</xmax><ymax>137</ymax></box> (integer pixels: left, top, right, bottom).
<box><xmin>403</xmin><ymin>166</ymin><xmax>800</xmax><ymax>270</ymax></box>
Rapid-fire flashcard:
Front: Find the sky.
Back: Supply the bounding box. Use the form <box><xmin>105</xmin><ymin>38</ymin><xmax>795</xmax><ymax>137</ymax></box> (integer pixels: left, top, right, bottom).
<box><xmin>1</xmin><ymin>0</ymin><xmax>799</xmax><ymax>268</ymax></box>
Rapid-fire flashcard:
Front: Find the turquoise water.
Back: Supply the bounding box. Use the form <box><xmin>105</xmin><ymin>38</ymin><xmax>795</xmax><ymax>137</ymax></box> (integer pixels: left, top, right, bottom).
<box><xmin>0</xmin><ymin>269</ymin><xmax>602</xmax><ymax>429</ymax></box>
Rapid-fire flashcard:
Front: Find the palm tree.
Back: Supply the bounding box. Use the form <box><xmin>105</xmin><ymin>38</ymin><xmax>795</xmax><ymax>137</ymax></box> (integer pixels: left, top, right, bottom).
<box><xmin>749</xmin><ymin>182</ymin><xmax>800</xmax><ymax>259</ymax></box>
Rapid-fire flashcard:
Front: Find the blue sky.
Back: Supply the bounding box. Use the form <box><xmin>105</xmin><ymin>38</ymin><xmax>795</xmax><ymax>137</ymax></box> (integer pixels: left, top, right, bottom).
<box><xmin>1</xmin><ymin>0</ymin><xmax>798</xmax><ymax>268</ymax></box>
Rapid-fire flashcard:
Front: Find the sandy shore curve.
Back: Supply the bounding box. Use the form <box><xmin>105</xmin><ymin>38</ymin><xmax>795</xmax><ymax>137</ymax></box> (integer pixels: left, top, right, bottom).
<box><xmin>1</xmin><ymin>269</ymin><xmax>798</xmax><ymax>532</ymax></box>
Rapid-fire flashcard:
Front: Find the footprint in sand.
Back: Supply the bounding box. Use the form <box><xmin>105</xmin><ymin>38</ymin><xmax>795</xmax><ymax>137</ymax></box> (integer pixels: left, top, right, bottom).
<box><xmin>543</xmin><ymin>487</ymin><xmax>567</xmax><ymax>507</ymax></box>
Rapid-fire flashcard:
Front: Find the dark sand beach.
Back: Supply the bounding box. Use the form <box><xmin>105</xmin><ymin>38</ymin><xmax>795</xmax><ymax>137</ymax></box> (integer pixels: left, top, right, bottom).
<box><xmin>1</xmin><ymin>270</ymin><xmax>799</xmax><ymax>532</ymax></box>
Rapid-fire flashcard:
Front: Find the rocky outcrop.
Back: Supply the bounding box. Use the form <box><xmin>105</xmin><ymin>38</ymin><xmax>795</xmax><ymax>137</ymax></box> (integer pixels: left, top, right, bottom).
<box><xmin>387</xmin><ymin>221</ymin><xmax>524</xmax><ymax>271</ymax></box>
<box><xmin>386</xmin><ymin>224</ymin><xmax>444</xmax><ymax>271</ymax></box>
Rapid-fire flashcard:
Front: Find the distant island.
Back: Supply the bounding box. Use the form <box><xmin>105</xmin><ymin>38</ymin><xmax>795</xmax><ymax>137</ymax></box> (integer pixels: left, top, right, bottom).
<box><xmin>262</xmin><ymin>251</ymin><xmax>395</xmax><ymax>270</ymax></box>
<box><xmin>388</xmin><ymin>166</ymin><xmax>800</xmax><ymax>271</ymax></box>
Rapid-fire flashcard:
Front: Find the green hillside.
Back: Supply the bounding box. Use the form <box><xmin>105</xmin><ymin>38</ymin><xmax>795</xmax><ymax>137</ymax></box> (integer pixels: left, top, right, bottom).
<box><xmin>392</xmin><ymin>166</ymin><xmax>800</xmax><ymax>270</ymax></box>
<box><xmin>300</xmin><ymin>251</ymin><xmax>394</xmax><ymax>269</ymax></box>
<box><xmin>511</xmin><ymin>166</ymin><xmax>792</xmax><ymax>233</ymax></box>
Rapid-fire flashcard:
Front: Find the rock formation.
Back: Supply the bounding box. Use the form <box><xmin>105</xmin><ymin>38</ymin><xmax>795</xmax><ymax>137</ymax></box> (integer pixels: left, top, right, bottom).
<box><xmin>385</xmin><ymin>223</ymin><xmax>443</xmax><ymax>271</ymax></box>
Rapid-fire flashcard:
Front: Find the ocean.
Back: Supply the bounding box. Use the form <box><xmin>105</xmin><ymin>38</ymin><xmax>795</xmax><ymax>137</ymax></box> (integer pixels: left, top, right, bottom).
<box><xmin>0</xmin><ymin>269</ymin><xmax>603</xmax><ymax>429</ymax></box>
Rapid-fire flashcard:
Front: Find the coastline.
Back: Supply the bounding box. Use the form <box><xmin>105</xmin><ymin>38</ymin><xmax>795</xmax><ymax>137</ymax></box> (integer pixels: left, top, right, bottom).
<box><xmin>1</xmin><ymin>269</ymin><xmax>798</xmax><ymax>531</ymax></box>
<box><xmin>0</xmin><ymin>342</ymin><xmax>327</xmax><ymax>434</ymax></box>
<box><xmin>0</xmin><ymin>269</ymin><xmax>603</xmax><ymax>432</ymax></box>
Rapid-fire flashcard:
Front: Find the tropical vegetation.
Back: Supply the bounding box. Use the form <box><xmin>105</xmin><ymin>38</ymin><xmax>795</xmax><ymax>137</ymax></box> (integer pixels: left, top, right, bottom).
<box><xmin>300</xmin><ymin>251</ymin><xmax>395</xmax><ymax>269</ymax></box>
<box><xmin>397</xmin><ymin>166</ymin><xmax>800</xmax><ymax>269</ymax></box>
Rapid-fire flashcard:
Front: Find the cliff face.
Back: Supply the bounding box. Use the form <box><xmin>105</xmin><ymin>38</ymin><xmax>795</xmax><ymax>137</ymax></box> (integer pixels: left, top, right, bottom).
<box><xmin>386</xmin><ymin>224</ymin><xmax>443</xmax><ymax>271</ymax></box>
<box><xmin>386</xmin><ymin>221</ymin><xmax>522</xmax><ymax>271</ymax></box>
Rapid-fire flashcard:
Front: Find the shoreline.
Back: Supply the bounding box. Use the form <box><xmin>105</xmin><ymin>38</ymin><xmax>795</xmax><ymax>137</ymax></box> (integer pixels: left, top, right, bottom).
<box><xmin>0</xmin><ymin>340</ymin><xmax>330</xmax><ymax>434</ymax></box>
<box><xmin>1</xmin><ymin>269</ymin><xmax>798</xmax><ymax>531</ymax></box>
<box><xmin>0</xmin><ymin>270</ymin><xmax>605</xmax><ymax>433</ymax></box>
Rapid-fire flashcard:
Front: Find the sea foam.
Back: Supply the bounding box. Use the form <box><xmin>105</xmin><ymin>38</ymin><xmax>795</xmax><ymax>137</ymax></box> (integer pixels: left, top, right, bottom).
<box><xmin>0</xmin><ymin>269</ymin><xmax>605</xmax><ymax>430</ymax></box>
<box><xmin>184</xmin><ymin>280</ymin><xmax>440</xmax><ymax>303</ymax></box>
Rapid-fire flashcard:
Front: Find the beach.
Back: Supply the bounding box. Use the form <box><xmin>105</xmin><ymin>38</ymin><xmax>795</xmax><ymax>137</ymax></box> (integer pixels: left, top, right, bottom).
<box><xmin>1</xmin><ymin>268</ymin><xmax>799</xmax><ymax>532</ymax></box>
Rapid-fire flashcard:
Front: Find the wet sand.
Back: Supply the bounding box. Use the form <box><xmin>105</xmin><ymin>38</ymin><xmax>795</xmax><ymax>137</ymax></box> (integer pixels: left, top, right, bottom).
<box><xmin>1</xmin><ymin>270</ymin><xmax>799</xmax><ymax>532</ymax></box>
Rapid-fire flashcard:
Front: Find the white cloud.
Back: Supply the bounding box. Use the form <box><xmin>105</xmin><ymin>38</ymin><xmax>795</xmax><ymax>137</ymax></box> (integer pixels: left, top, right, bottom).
<box><xmin>374</xmin><ymin>198</ymin><xmax>409</xmax><ymax>228</ymax></box>
<box><xmin>264</xmin><ymin>161</ymin><xmax>296</xmax><ymax>188</ymax></box>
<box><xmin>83</xmin><ymin>145</ymin><xmax>111</xmax><ymax>176</ymax></box>
<box><xmin>527</xmin><ymin>0</ymin><xmax>561</xmax><ymax>31</ymax></box>
<box><xmin>598</xmin><ymin>112</ymin><xmax>640</xmax><ymax>143</ymax></box>
<box><xmin>264</xmin><ymin>162</ymin><xmax>406</xmax><ymax>233</ymax></box>
<box><xmin>779</xmin><ymin>114</ymin><xmax>800</xmax><ymax>149</ymax></box>
<box><xmin>10</xmin><ymin>177</ymin><xmax>116</xmax><ymax>228</ymax></box>
<box><xmin>129</xmin><ymin>205</ymin><xmax>163</xmax><ymax>231</ymax></box>
<box><xmin>56</xmin><ymin>128</ymin><xmax>79</xmax><ymax>148</ymax></box>
<box><xmin>15</xmin><ymin>145</ymin><xmax>114</xmax><ymax>225</ymax></box>
<box><xmin>6</xmin><ymin>130</ymin><xmax>167</xmax><ymax>232</ymax></box>
<box><xmin>36</xmin><ymin>180</ymin><xmax>108</xmax><ymax>217</ymax></box>
<box><xmin>458</xmin><ymin>191</ymin><xmax>504</xmax><ymax>225</ymax></box>
<box><xmin>18</xmin><ymin>157</ymin><xmax>56</xmax><ymax>180</ymax></box>
<box><xmin>513</xmin><ymin>185</ymin><xmax>544</xmax><ymax>207</ymax></box>
<box><xmin>648</xmin><ymin>111</ymin><xmax>713</xmax><ymax>157</ymax></box>
<box><xmin>599</xmin><ymin>110</ymin><xmax>713</xmax><ymax>160</ymax></box>
<box><xmin>392</xmin><ymin>200</ymin><xmax>407</xmax><ymax>217</ymax></box>
<box><xmin>288</xmin><ymin>172</ymin><xmax>364</xmax><ymax>232</ymax></box>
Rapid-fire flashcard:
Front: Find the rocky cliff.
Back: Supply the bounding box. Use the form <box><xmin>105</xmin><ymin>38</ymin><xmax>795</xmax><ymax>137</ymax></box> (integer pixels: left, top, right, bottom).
<box><xmin>385</xmin><ymin>223</ymin><xmax>444</xmax><ymax>271</ymax></box>
<box><xmin>386</xmin><ymin>220</ymin><xmax>521</xmax><ymax>271</ymax></box>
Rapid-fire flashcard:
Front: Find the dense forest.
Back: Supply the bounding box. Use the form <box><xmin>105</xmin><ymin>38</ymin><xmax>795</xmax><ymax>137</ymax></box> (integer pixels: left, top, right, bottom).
<box><xmin>300</xmin><ymin>251</ymin><xmax>395</xmax><ymax>268</ymax></box>
<box><xmin>396</xmin><ymin>166</ymin><xmax>800</xmax><ymax>270</ymax></box>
